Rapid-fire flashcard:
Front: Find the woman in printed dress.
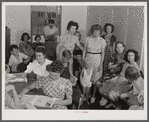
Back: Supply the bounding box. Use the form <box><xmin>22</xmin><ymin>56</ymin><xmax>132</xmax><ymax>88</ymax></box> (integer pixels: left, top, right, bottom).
<box><xmin>19</xmin><ymin>60</ymin><xmax>72</xmax><ymax>109</ymax></box>
<box><xmin>82</xmin><ymin>24</ymin><xmax>106</xmax><ymax>103</ymax></box>
<box><xmin>19</xmin><ymin>33</ymin><xmax>34</xmax><ymax>58</ymax></box>
<box><xmin>102</xmin><ymin>23</ymin><xmax>116</xmax><ymax>76</ymax></box>
<box><xmin>56</xmin><ymin>21</ymin><xmax>83</xmax><ymax>77</ymax></box>
<box><xmin>96</xmin><ymin>42</ymin><xmax>126</xmax><ymax>107</ymax></box>
<box><xmin>99</xmin><ymin>49</ymin><xmax>141</xmax><ymax>109</ymax></box>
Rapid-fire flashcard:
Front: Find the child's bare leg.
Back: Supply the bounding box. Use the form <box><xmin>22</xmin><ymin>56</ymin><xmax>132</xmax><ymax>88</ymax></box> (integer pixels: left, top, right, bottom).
<box><xmin>90</xmin><ymin>72</ymin><xmax>97</xmax><ymax>103</ymax></box>
<box><xmin>86</xmin><ymin>87</ymin><xmax>91</xmax><ymax>104</ymax></box>
<box><xmin>82</xmin><ymin>86</ymin><xmax>86</xmax><ymax>101</ymax></box>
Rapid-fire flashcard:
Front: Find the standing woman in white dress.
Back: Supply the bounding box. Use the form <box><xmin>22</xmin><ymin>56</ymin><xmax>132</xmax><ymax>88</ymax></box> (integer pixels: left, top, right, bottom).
<box><xmin>82</xmin><ymin>24</ymin><xmax>106</xmax><ymax>103</ymax></box>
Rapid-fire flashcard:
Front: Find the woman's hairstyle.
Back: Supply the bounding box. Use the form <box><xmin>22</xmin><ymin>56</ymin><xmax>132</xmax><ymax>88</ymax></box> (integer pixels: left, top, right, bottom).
<box><xmin>9</xmin><ymin>45</ymin><xmax>18</xmax><ymax>53</ymax></box>
<box><xmin>74</xmin><ymin>31</ymin><xmax>81</xmax><ymax>41</ymax></box>
<box><xmin>46</xmin><ymin>60</ymin><xmax>64</xmax><ymax>74</ymax></box>
<box><xmin>62</xmin><ymin>50</ymin><xmax>72</xmax><ymax>59</ymax></box>
<box><xmin>35</xmin><ymin>46</ymin><xmax>46</xmax><ymax>55</ymax></box>
<box><xmin>125</xmin><ymin>67</ymin><xmax>140</xmax><ymax>82</ymax></box>
<box><xmin>123</xmin><ymin>49</ymin><xmax>140</xmax><ymax>62</ymax></box>
<box><xmin>115</xmin><ymin>41</ymin><xmax>125</xmax><ymax>53</ymax></box>
<box><xmin>67</xmin><ymin>21</ymin><xmax>79</xmax><ymax>31</ymax></box>
<box><xmin>48</xmin><ymin>19</ymin><xmax>55</xmax><ymax>24</ymax></box>
<box><xmin>103</xmin><ymin>23</ymin><xmax>114</xmax><ymax>33</ymax></box>
<box><xmin>34</xmin><ymin>35</ymin><xmax>41</xmax><ymax>41</ymax></box>
<box><xmin>21</xmin><ymin>32</ymin><xmax>30</xmax><ymax>41</ymax></box>
<box><xmin>90</xmin><ymin>24</ymin><xmax>102</xmax><ymax>35</ymax></box>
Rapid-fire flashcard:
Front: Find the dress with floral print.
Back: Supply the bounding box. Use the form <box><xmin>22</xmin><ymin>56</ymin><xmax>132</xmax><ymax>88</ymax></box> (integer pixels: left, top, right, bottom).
<box><xmin>35</xmin><ymin>76</ymin><xmax>72</xmax><ymax>109</ymax></box>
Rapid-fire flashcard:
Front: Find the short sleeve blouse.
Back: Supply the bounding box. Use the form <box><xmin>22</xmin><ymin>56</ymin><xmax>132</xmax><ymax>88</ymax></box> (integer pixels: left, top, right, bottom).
<box><xmin>35</xmin><ymin>76</ymin><xmax>72</xmax><ymax>100</ymax></box>
<box><xmin>85</xmin><ymin>37</ymin><xmax>106</xmax><ymax>53</ymax></box>
<box><xmin>58</xmin><ymin>33</ymin><xmax>79</xmax><ymax>52</ymax></box>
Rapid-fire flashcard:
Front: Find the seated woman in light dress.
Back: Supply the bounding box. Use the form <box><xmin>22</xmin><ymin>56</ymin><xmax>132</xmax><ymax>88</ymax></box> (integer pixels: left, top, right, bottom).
<box><xmin>25</xmin><ymin>46</ymin><xmax>52</xmax><ymax>77</ymax></box>
<box><xmin>19</xmin><ymin>60</ymin><xmax>72</xmax><ymax>109</ymax></box>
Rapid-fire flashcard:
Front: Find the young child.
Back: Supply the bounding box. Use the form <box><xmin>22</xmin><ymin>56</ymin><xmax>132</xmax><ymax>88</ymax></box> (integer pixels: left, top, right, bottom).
<box><xmin>73</xmin><ymin>31</ymin><xmax>84</xmax><ymax>54</ymax></box>
<box><xmin>80</xmin><ymin>61</ymin><xmax>93</xmax><ymax>104</ymax></box>
<box><xmin>32</xmin><ymin>35</ymin><xmax>44</xmax><ymax>50</ymax></box>
<box><xmin>120</xmin><ymin>67</ymin><xmax>144</xmax><ymax>110</ymax></box>
<box><xmin>5</xmin><ymin>65</ymin><xmax>20</xmax><ymax>109</ymax></box>
<box><xmin>73</xmin><ymin>50</ymin><xmax>83</xmax><ymax>79</ymax></box>
<box><xmin>8</xmin><ymin>45</ymin><xmax>30</xmax><ymax>73</ymax></box>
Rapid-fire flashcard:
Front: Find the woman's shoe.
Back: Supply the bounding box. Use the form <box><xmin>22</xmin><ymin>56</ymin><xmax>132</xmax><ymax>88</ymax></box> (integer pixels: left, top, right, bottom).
<box><xmin>90</xmin><ymin>97</ymin><xmax>96</xmax><ymax>103</ymax></box>
<box><xmin>115</xmin><ymin>104</ymin><xmax>122</xmax><ymax>110</ymax></box>
<box><xmin>99</xmin><ymin>97</ymin><xmax>108</xmax><ymax>106</ymax></box>
<box><xmin>104</xmin><ymin>103</ymin><xmax>115</xmax><ymax>108</ymax></box>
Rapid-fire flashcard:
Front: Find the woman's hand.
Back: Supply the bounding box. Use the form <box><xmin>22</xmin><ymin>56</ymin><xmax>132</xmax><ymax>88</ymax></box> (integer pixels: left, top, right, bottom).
<box><xmin>110</xmin><ymin>76</ymin><xmax>118</xmax><ymax>83</ymax></box>
<box><xmin>5</xmin><ymin>84</ymin><xmax>15</xmax><ymax>92</ymax></box>
<box><xmin>70</xmin><ymin>75</ymin><xmax>77</xmax><ymax>86</ymax></box>
<box><xmin>18</xmin><ymin>94</ymin><xmax>24</xmax><ymax>102</ymax></box>
<box><xmin>109</xmin><ymin>90</ymin><xmax>119</xmax><ymax>101</ymax></box>
<box><xmin>98</xmin><ymin>64</ymin><xmax>103</xmax><ymax>72</ymax></box>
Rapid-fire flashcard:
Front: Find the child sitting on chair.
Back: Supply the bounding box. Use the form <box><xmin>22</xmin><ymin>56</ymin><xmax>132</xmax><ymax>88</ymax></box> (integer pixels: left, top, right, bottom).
<box><xmin>80</xmin><ymin>61</ymin><xmax>93</xmax><ymax>104</ymax></box>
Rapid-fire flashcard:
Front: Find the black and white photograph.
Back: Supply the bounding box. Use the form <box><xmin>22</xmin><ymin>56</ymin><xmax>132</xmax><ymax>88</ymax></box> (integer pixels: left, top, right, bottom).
<box><xmin>2</xmin><ymin>2</ymin><xmax>147</xmax><ymax>120</ymax></box>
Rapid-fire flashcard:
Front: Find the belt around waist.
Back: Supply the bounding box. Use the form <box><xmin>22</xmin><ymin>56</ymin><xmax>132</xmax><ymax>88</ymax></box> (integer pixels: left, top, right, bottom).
<box><xmin>45</xmin><ymin>39</ymin><xmax>55</xmax><ymax>41</ymax></box>
<box><xmin>87</xmin><ymin>51</ymin><xmax>101</xmax><ymax>54</ymax></box>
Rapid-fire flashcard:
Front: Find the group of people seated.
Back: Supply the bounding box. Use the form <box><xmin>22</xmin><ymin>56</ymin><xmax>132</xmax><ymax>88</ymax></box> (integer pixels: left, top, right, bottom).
<box><xmin>5</xmin><ymin>19</ymin><xmax>144</xmax><ymax>110</ymax></box>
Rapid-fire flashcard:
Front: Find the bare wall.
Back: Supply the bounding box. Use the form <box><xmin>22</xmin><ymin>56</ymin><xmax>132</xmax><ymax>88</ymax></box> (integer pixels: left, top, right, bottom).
<box><xmin>61</xmin><ymin>6</ymin><xmax>87</xmax><ymax>43</ymax></box>
<box><xmin>6</xmin><ymin>6</ymin><xmax>31</xmax><ymax>46</ymax></box>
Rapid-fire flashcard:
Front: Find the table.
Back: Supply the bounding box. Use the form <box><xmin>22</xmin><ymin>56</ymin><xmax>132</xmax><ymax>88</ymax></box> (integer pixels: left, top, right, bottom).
<box><xmin>7</xmin><ymin>73</ymin><xmax>44</xmax><ymax>95</ymax></box>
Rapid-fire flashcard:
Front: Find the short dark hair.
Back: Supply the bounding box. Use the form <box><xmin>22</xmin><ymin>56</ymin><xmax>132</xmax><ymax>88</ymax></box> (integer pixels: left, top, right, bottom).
<box><xmin>34</xmin><ymin>35</ymin><xmax>41</xmax><ymax>41</ymax></box>
<box><xmin>21</xmin><ymin>32</ymin><xmax>30</xmax><ymax>41</ymax></box>
<box><xmin>124</xmin><ymin>49</ymin><xmax>140</xmax><ymax>62</ymax></box>
<box><xmin>48</xmin><ymin>19</ymin><xmax>55</xmax><ymax>24</ymax></box>
<box><xmin>115</xmin><ymin>41</ymin><xmax>125</xmax><ymax>53</ymax></box>
<box><xmin>35</xmin><ymin>46</ymin><xmax>46</xmax><ymax>56</ymax></box>
<box><xmin>103</xmin><ymin>23</ymin><xmax>114</xmax><ymax>33</ymax></box>
<box><xmin>67</xmin><ymin>21</ymin><xmax>79</xmax><ymax>31</ymax></box>
<box><xmin>46</xmin><ymin>60</ymin><xmax>64</xmax><ymax>74</ymax></box>
<box><xmin>62</xmin><ymin>50</ymin><xmax>72</xmax><ymax>59</ymax></box>
<box><xmin>90</xmin><ymin>24</ymin><xmax>102</xmax><ymax>35</ymax></box>
<box><xmin>125</xmin><ymin>67</ymin><xmax>140</xmax><ymax>82</ymax></box>
<box><xmin>9</xmin><ymin>45</ymin><xmax>18</xmax><ymax>53</ymax></box>
<box><xmin>74</xmin><ymin>31</ymin><xmax>81</xmax><ymax>41</ymax></box>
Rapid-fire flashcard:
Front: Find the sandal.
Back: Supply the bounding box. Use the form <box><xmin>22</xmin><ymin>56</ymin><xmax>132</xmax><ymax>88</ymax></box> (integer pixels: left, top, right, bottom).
<box><xmin>99</xmin><ymin>97</ymin><xmax>108</xmax><ymax>106</ymax></box>
<box><xmin>90</xmin><ymin>97</ymin><xmax>96</xmax><ymax>103</ymax></box>
<box><xmin>105</xmin><ymin>103</ymin><xmax>115</xmax><ymax>108</ymax></box>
